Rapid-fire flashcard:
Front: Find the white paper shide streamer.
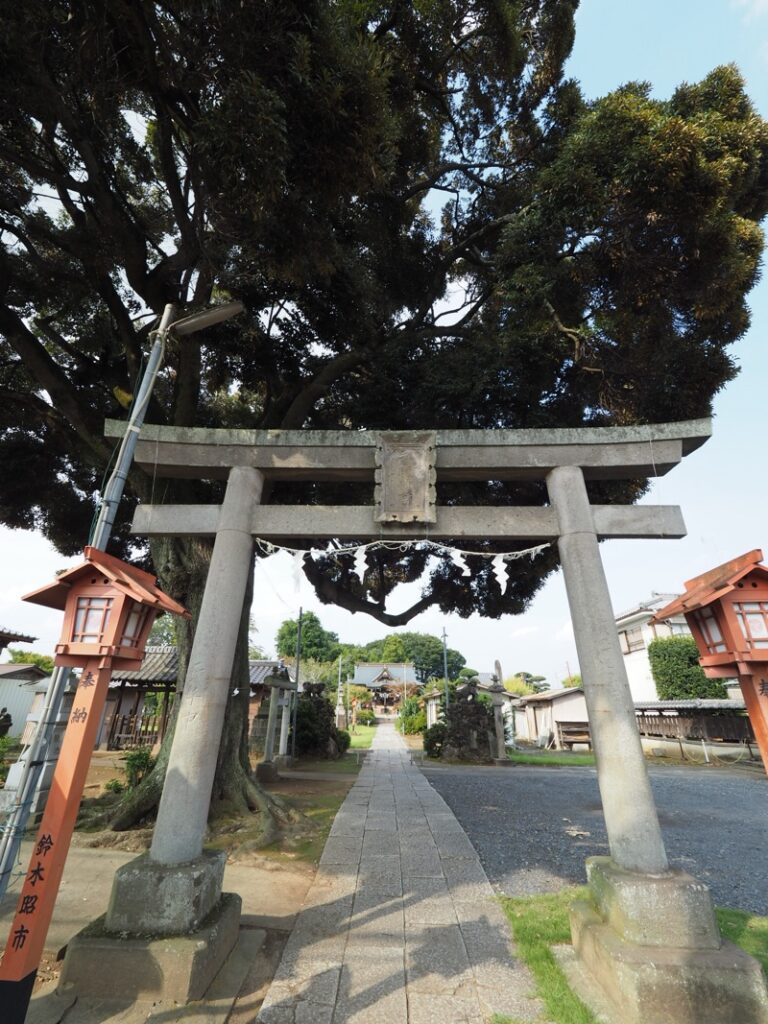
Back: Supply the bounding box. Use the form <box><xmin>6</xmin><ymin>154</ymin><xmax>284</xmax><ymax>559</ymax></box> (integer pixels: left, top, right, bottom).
<box><xmin>255</xmin><ymin>537</ymin><xmax>551</xmax><ymax>587</ymax></box>
<box><xmin>353</xmin><ymin>546</ymin><xmax>368</xmax><ymax>584</ymax></box>
<box><xmin>492</xmin><ymin>554</ymin><xmax>508</xmax><ymax>590</ymax></box>
<box><xmin>450</xmin><ymin>550</ymin><xmax>471</xmax><ymax>577</ymax></box>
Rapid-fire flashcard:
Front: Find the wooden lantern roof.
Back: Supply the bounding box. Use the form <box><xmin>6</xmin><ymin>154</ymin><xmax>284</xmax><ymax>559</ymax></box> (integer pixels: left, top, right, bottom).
<box><xmin>21</xmin><ymin>546</ymin><xmax>189</xmax><ymax>619</ymax></box>
<box><xmin>651</xmin><ymin>549</ymin><xmax>767</xmax><ymax>623</ymax></box>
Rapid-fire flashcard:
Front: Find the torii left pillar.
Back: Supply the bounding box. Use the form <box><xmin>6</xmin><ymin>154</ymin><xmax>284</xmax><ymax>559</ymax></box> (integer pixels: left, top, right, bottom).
<box><xmin>59</xmin><ymin>467</ymin><xmax>263</xmax><ymax>1003</ymax></box>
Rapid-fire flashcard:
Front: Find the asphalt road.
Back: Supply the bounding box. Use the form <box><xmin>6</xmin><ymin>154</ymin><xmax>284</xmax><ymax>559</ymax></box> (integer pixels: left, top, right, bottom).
<box><xmin>422</xmin><ymin>762</ymin><xmax>768</xmax><ymax>914</ymax></box>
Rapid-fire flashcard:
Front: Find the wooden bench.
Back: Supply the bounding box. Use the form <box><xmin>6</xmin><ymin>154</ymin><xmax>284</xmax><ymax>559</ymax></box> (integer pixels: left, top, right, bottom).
<box><xmin>556</xmin><ymin>721</ymin><xmax>592</xmax><ymax>750</ymax></box>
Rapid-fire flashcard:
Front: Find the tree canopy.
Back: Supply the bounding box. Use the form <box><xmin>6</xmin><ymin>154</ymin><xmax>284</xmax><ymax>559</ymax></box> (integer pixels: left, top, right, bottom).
<box><xmin>276</xmin><ymin>612</ymin><xmax>341</xmax><ymax>663</ymax></box>
<box><xmin>1</xmin><ymin>1</ymin><xmax>767</xmax><ymax>631</ymax></box>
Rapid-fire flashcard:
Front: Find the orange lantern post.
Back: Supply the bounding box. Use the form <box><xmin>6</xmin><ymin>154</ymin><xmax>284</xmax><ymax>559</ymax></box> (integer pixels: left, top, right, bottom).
<box><xmin>653</xmin><ymin>549</ymin><xmax>768</xmax><ymax>774</ymax></box>
<box><xmin>0</xmin><ymin>547</ymin><xmax>188</xmax><ymax>1021</ymax></box>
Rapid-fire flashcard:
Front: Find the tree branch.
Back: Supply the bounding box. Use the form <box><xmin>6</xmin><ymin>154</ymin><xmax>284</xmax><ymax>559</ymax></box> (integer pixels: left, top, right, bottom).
<box><xmin>301</xmin><ymin>555</ymin><xmax>434</xmax><ymax>626</ymax></box>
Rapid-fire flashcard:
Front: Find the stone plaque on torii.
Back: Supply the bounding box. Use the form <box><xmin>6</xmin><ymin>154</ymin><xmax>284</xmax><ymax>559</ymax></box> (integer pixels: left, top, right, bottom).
<box><xmin>63</xmin><ymin>415</ymin><xmax>768</xmax><ymax>1024</ymax></box>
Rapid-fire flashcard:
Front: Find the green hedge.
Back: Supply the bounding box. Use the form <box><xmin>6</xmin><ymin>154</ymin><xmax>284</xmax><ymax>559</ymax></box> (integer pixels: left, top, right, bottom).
<box><xmin>647</xmin><ymin>635</ymin><xmax>728</xmax><ymax>700</ymax></box>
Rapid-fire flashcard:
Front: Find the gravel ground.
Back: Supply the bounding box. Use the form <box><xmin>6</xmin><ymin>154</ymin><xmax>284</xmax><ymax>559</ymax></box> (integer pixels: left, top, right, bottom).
<box><xmin>422</xmin><ymin>762</ymin><xmax>768</xmax><ymax>914</ymax></box>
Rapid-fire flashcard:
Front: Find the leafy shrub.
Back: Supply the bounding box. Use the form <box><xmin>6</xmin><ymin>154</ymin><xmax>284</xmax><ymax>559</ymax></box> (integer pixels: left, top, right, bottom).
<box><xmin>648</xmin><ymin>636</ymin><xmax>728</xmax><ymax>700</ymax></box>
<box><xmin>0</xmin><ymin>735</ymin><xmax>11</xmax><ymax>785</ymax></box>
<box><xmin>402</xmin><ymin>709</ymin><xmax>427</xmax><ymax>734</ymax></box>
<box><xmin>293</xmin><ymin>693</ymin><xmax>348</xmax><ymax>758</ymax></box>
<box><xmin>399</xmin><ymin>696</ymin><xmax>426</xmax><ymax>734</ymax></box>
<box><xmin>122</xmin><ymin>747</ymin><xmax>156</xmax><ymax>789</ymax></box>
<box><xmin>357</xmin><ymin>709</ymin><xmax>376</xmax><ymax>726</ymax></box>
<box><xmin>336</xmin><ymin>729</ymin><xmax>351</xmax><ymax>753</ymax></box>
<box><xmin>104</xmin><ymin>778</ymin><xmax>125</xmax><ymax>794</ymax></box>
<box><xmin>424</xmin><ymin>723</ymin><xmax>446</xmax><ymax>759</ymax></box>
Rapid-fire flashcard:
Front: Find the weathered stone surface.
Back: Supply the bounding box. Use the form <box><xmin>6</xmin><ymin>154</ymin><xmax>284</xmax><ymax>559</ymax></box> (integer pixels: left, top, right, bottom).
<box><xmin>374</xmin><ymin>431</ymin><xmax>436</xmax><ymax>523</ymax></box>
<box><xmin>60</xmin><ymin>894</ymin><xmax>241</xmax><ymax>1003</ymax></box>
<box><xmin>587</xmin><ymin>856</ymin><xmax>720</xmax><ymax>950</ymax></box>
<box><xmin>105</xmin><ymin>850</ymin><xmax>226</xmax><ymax>936</ymax></box>
<box><xmin>571</xmin><ymin>899</ymin><xmax>768</xmax><ymax>1024</ymax></box>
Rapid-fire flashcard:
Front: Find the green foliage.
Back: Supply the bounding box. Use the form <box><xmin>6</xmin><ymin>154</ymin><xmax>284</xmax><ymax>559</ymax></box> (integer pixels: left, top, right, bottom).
<box><xmin>381</xmin><ymin>635</ymin><xmax>406</xmax><ymax>662</ymax></box>
<box><xmin>504</xmin><ymin>675</ymin><xmax>534</xmax><ymax>696</ymax></box>
<box><xmin>0</xmin><ymin>4</ymin><xmax>765</xmax><ymax>634</ymax></box>
<box><xmin>0</xmin><ymin>735</ymin><xmax>13</xmax><ymax>785</ymax></box>
<box><xmin>104</xmin><ymin>778</ymin><xmax>125</xmax><ymax>794</ymax></box>
<box><xmin>562</xmin><ymin>674</ymin><xmax>581</xmax><ymax>689</ymax></box>
<box><xmin>423</xmin><ymin>723</ymin><xmax>447</xmax><ymax>759</ymax></box>
<box><xmin>293</xmin><ymin>692</ymin><xmax>348</xmax><ymax>759</ymax></box>
<box><xmin>647</xmin><ymin>636</ymin><xmax>728</xmax><ymax>700</ymax></box>
<box><xmin>277</xmin><ymin>613</ymin><xmax>340</xmax><ymax>663</ymax></box>
<box><xmin>122</xmin><ymin>748</ymin><xmax>156</xmax><ymax>789</ymax></box>
<box><xmin>356</xmin><ymin>708</ymin><xmax>376</xmax><ymax>726</ymax></box>
<box><xmin>147</xmin><ymin>616</ymin><xmax>177</xmax><ymax>647</ymax></box>
<box><xmin>398</xmin><ymin>695</ymin><xmax>426</xmax><ymax>734</ymax></box>
<box><xmin>335</xmin><ymin>729</ymin><xmax>351</xmax><ymax>754</ymax></box>
<box><xmin>513</xmin><ymin>672</ymin><xmax>549</xmax><ymax>694</ymax></box>
<box><xmin>7</xmin><ymin>649</ymin><xmax>54</xmax><ymax>674</ymax></box>
<box><xmin>438</xmin><ymin>691</ymin><xmax>495</xmax><ymax>761</ymax></box>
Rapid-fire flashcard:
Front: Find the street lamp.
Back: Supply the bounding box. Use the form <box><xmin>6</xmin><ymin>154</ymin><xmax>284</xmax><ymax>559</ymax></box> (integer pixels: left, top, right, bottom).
<box><xmin>91</xmin><ymin>300</ymin><xmax>244</xmax><ymax>547</ymax></box>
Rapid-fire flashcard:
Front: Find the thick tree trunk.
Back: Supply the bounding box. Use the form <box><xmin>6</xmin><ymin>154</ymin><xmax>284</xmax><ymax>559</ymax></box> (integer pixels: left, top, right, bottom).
<box><xmin>108</xmin><ymin>534</ymin><xmax>293</xmax><ymax>842</ymax></box>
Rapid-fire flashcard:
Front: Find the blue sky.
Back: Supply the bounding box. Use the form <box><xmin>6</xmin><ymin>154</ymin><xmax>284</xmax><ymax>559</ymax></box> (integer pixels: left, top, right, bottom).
<box><xmin>2</xmin><ymin>1</ymin><xmax>767</xmax><ymax>685</ymax></box>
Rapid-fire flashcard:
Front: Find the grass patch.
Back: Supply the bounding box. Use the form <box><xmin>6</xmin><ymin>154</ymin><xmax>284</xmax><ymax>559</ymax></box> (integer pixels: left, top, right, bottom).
<box><xmin>716</xmin><ymin>907</ymin><xmax>768</xmax><ymax>976</ymax></box>
<box><xmin>501</xmin><ymin>889</ymin><xmax>768</xmax><ymax>1024</ymax></box>
<box><xmin>258</xmin><ymin>790</ymin><xmax>349</xmax><ymax>864</ymax></box>
<box><xmin>295</xmin><ymin>753</ymin><xmax>363</xmax><ymax>774</ymax></box>
<box><xmin>507</xmin><ymin>750</ymin><xmax>595</xmax><ymax>768</ymax></box>
<box><xmin>501</xmin><ymin>888</ymin><xmax>597</xmax><ymax>1024</ymax></box>
<box><xmin>348</xmin><ymin>724</ymin><xmax>376</xmax><ymax>749</ymax></box>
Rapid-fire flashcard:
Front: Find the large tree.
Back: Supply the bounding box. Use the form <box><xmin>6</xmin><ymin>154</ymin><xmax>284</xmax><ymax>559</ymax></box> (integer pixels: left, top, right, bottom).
<box><xmin>1</xmin><ymin>2</ymin><xmax>767</xmax><ymax>829</ymax></box>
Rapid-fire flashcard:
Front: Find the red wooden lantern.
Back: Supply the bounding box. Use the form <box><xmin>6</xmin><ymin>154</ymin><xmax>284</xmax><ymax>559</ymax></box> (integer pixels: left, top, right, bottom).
<box><xmin>0</xmin><ymin>547</ymin><xmax>188</xmax><ymax>1011</ymax></box>
<box><xmin>653</xmin><ymin>550</ymin><xmax>768</xmax><ymax>772</ymax></box>
<box><xmin>23</xmin><ymin>545</ymin><xmax>186</xmax><ymax>669</ymax></box>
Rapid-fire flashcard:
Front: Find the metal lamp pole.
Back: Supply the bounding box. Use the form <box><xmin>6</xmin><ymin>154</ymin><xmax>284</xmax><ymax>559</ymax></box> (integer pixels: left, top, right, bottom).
<box><xmin>0</xmin><ymin>300</ymin><xmax>243</xmax><ymax>900</ymax></box>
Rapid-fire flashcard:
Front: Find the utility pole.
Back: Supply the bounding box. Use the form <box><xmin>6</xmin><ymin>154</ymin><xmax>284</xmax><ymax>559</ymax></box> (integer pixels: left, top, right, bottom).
<box><xmin>290</xmin><ymin>608</ymin><xmax>303</xmax><ymax>759</ymax></box>
<box><xmin>441</xmin><ymin>626</ymin><xmax>450</xmax><ymax>709</ymax></box>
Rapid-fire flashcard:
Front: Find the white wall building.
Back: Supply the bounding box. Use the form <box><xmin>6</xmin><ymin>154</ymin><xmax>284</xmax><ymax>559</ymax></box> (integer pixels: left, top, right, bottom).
<box><xmin>615</xmin><ymin>593</ymin><xmax>691</xmax><ymax>702</ymax></box>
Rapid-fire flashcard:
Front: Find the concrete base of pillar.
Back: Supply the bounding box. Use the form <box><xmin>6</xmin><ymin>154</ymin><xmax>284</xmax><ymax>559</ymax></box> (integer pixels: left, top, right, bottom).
<box><xmin>570</xmin><ymin>858</ymin><xmax>768</xmax><ymax>1023</ymax></box>
<box><xmin>256</xmin><ymin>760</ymin><xmax>279</xmax><ymax>781</ymax></box>
<box><xmin>59</xmin><ymin>892</ymin><xmax>242</xmax><ymax>1004</ymax></box>
<box><xmin>274</xmin><ymin>754</ymin><xmax>293</xmax><ymax>769</ymax></box>
<box><xmin>105</xmin><ymin>849</ymin><xmax>226</xmax><ymax>935</ymax></box>
<box><xmin>493</xmin><ymin>757</ymin><xmax>514</xmax><ymax>766</ymax></box>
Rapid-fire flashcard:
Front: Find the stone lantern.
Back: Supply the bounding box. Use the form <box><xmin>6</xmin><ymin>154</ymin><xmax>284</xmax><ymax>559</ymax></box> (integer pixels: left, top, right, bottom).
<box><xmin>653</xmin><ymin>549</ymin><xmax>768</xmax><ymax>773</ymax></box>
<box><xmin>0</xmin><ymin>547</ymin><xmax>187</xmax><ymax>1017</ymax></box>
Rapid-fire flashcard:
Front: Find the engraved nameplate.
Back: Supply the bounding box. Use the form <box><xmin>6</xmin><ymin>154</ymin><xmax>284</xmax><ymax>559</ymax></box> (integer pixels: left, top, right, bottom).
<box><xmin>374</xmin><ymin>432</ymin><xmax>437</xmax><ymax>523</ymax></box>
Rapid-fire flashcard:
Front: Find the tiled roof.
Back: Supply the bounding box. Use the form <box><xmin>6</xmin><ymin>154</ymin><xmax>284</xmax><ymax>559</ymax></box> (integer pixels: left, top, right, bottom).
<box><xmin>351</xmin><ymin>663</ymin><xmax>419</xmax><ymax>687</ymax></box>
<box><xmin>634</xmin><ymin>699</ymin><xmax>746</xmax><ymax>711</ymax></box>
<box><xmin>111</xmin><ymin>648</ymin><xmax>293</xmax><ymax>688</ymax></box>
<box><xmin>0</xmin><ymin>663</ymin><xmax>48</xmax><ymax>679</ymax></box>
<box><xmin>0</xmin><ymin>628</ymin><xmax>36</xmax><ymax>644</ymax></box>
<box><xmin>519</xmin><ymin>686</ymin><xmax>584</xmax><ymax>704</ymax></box>
<box><xmin>111</xmin><ymin>646</ymin><xmax>178</xmax><ymax>683</ymax></box>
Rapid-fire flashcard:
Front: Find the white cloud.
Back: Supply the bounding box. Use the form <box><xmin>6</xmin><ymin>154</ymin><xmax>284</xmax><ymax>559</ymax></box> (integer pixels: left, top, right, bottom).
<box><xmin>732</xmin><ymin>0</ymin><xmax>768</xmax><ymax>20</ymax></box>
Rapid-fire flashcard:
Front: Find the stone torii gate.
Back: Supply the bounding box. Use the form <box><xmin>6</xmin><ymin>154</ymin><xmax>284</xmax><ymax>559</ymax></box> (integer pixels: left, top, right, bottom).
<box><xmin>60</xmin><ymin>416</ymin><xmax>768</xmax><ymax>1024</ymax></box>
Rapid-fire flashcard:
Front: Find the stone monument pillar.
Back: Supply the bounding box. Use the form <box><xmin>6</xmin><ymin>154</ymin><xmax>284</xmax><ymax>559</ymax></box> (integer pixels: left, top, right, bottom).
<box><xmin>275</xmin><ymin>689</ymin><xmax>293</xmax><ymax>767</ymax></box>
<box><xmin>489</xmin><ymin>677</ymin><xmax>508</xmax><ymax>763</ymax></box>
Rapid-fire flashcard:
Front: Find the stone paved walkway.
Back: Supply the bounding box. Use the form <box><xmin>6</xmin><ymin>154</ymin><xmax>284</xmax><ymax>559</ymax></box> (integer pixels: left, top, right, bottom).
<box><xmin>257</xmin><ymin>722</ymin><xmax>542</xmax><ymax>1023</ymax></box>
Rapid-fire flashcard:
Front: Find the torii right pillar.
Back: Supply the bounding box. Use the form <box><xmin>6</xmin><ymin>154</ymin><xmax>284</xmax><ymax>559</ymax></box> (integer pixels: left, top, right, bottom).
<box><xmin>547</xmin><ymin>467</ymin><xmax>768</xmax><ymax>1024</ymax></box>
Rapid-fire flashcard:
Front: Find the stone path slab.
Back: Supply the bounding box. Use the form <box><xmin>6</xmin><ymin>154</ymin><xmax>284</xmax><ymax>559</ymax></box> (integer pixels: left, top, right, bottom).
<box><xmin>257</xmin><ymin>722</ymin><xmax>542</xmax><ymax>1023</ymax></box>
